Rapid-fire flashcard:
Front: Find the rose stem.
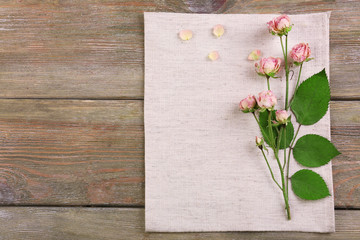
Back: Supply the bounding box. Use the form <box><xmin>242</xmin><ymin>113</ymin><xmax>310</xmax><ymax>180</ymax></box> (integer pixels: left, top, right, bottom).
<box><xmin>253</xmin><ymin>113</ymin><xmax>282</xmax><ymax>189</ymax></box>
<box><xmin>269</xmin><ymin>110</ymin><xmax>290</xmax><ymax>219</ymax></box>
<box><xmin>260</xmin><ymin>148</ymin><xmax>282</xmax><ymax>190</ymax></box>
<box><xmin>286</xmin><ymin>124</ymin><xmax>302</xmax><ymax>198</ymax></box>
<box><xmin>275</xmin><ymin>126</ymin><xmax>291</xmax><ymax>220</ymax></box>
<box><xmin>285</xmin><ymin>35</ymin><xmax>289</xmax><ymax>110</ymax></box>
<box><xmin>295</xmin><ymin>62</ymin><xmax>303</xmax><ymax>90</ymax></box>
<box><xmin>289</xmin><ymin>62</ymin><xmax>304</xmax><ymax>109</ymax></box>
<box><xmin>280</xmin><ymin>34</ymin><xmax>291</xmax><ymax>220</ymax></box>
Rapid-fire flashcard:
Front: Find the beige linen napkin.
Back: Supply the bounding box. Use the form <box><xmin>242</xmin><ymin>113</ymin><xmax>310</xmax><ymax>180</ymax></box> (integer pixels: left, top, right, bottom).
<box><xmin>144</xmin><ymin>12</ymin><xmax>334</xmax><ymax>232</ymax></box>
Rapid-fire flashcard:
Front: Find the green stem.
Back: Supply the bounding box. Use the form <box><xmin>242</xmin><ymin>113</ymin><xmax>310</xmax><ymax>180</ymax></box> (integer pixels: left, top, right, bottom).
<box><xmin>276</xmin><ymin>125</ymin><xmax>283</xmax><ymax>154</ymax></box>
<box><xmin>261</xmin><ymin>149</ymin><xmax>282</xmax><ymax>190</ymax></box>
<box><xmin>280</xmin><ymin>36</ymin><xmax>290</xmax><ymax>110</ymax></box>
<box><xmin>289</xmin><ymin>63</ymin><xmax>304</xmax><ymax>109</ymax></box>
<box><xmin>252</xmin><ymin>112</ymin><xmax>265</xmax><ymax>137</ymax></box>
<box><xmin>285</xmin><ymin>35</ymin><xmax>289</xmax><ymax>110</ymax></box>
<box><xmin>286</xmin><ymin>124</ymin><xmax>302</xmax><ymax>198</ymax></box>
<box><xmin>272</xmin><ymin>123</ymin><xmax>291</xmax><ymax>220</ymax></box>
<box><xmin>266</xmin><ymin>76</ymin><xmax>270</xmax><ymax>90</ymax></box>
<box><xmin>295</xmin><ymin>63</ymin><xmax>303</xmax><ymax>90</ymax></box>
<box><xmin>282</xmin><ymin>126</ymin><xmax>287</xmax><ymax>169</ymax></box>
<box><xmin>267</xmin><ymin>110</ymin><xmax>275</xmax><ymax>148</ymax></box>
<box><xmin>280</xmin><ymin>35</ymin><xmax>291</xmax><ymax>220</ymax></box>
<box><xmin>274</xmin><ymin>149</ymin><xmax>291</xmax><ymax>220</ymax></box>
<box><xmin>280</xmin><ymin>36</ymin><xmax>285</xmax><ymax>55</ymax></box>
<box><xmin>252</xmin><ymin>112</ymin><xmax>260</xmax><ymax>126</ymax></box>
<box><xmin>253</xmin><ymin>112</ymin><xmax>283</xmax><ymax>191</ymax></box>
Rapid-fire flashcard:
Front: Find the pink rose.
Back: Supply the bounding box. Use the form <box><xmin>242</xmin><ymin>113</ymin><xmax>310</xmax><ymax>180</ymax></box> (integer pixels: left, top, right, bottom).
<box><xmin>248</xmin><ymin>49</ymin><xmax>261</xmax><ymax>61</ymax></box>
<box><xmin>255</xmin><ymin>136</ymin><xmax>264</xmax><ymax>147</ymax></box>
<box><xmin>267</xmin><ymin>15</ymin><xmax>292</xmax><ymax>36</ymax></box>
<box><xmin>257</xmin><ymin>90</ymin><xmax>277</xmax><ymax>110</ymax></box>
<box><xmin>275</xmin><ymin>110</ymin><xmax>289</xmax><ymax>124</ymax></box>
<box><xmin>290</xmin><ymin>43</ymin><xmax>311</xmax><ymax>63</ymax></box>
<box><xmin>239</xmin><ymin>95</ymin><xmax>257</xmax><ymax>113</ymax></box>
<box><xmin>255</xmin><ymin>57</ymin><xmax>281</xmax><ymax>77</ymax></box>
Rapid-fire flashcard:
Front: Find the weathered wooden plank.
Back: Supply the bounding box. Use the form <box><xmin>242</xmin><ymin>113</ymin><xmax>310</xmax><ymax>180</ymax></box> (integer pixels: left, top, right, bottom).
<box><xmin>0</xmin><ymin>99</ymin><xmax>144</xmax><ymax>205</ymax></box>
<box><xmin>330</xmin><ymin>102</ymin><xmax>360</xmax><ymax>208</ymax></box>
<box><xmin>0</xmin><ymin>0</ymin><xmax>358</xmax><ymax>99</ymax></box>
<box><xmin>0</xmin><ymin>208</ymin><xmax>359</xmax><ymax>240</ymax></box>
<box><xmin>0</xmin><ymin>99</ymin><xmax>358</xmax><ymax>207</ymax></box>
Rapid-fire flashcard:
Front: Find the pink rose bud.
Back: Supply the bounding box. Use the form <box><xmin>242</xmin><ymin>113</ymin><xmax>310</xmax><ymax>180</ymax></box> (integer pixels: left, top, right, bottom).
<box><xmin>257</xmin><ymin>90</ymin><xmax>277</xmax><ymax>110</ymax></box>
<box><xmin>255</xmin><ymin>57</ymin><xmax>281</xmax><ymax>78</ymax></box>
<box><xmin>256</xmin><ymin>136</ymin><xmax>264</xmax><ymax>147</ymax></box>
<box><xmin>290</xmin><ymin>43</ymin><xmax>312</xmax><ymax>63</ymax></box>
<box><xmin>275</xmin><ymin>110</ymin><xmax>289</xmax><ymax>124</ymax></box>
<box><xmin>239</xmin><ymin>95</ymin><xmax>257</xmax><ymax>113</ymax></box>
<box><xmin>267</xmin><ymin>15</ymin><xmax>292</xmax><ymax>36</ymax></box>
<box><xmin>248</xmin><ymin>50</ymin><xmax>261</xmax><ymax>61</ymax></box>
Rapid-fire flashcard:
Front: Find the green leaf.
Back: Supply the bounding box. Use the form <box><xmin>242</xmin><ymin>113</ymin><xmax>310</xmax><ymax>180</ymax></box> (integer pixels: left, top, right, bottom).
<box><xmin>258</xmin><ymin>111</ymin><xmax>294</xmax><ymax>149</ymax></box>
<box><xmin>259</xmin><ymin>110</ymin><xmax>276</xmax><ymax>146</ymax></box>
<box><xmin>293</xmin><ymin>134</ymin><xmax>340</xmax><ymax>167</ymax></box>
<box><xmin>291</xmin><ymin>69</ymin><xmax>330</xmax><ymax>125</ymax></box>
<box><xmin>291</xmin><ymin>169</ymin><xmax>330</xmax><ymax>200</ymax></box>
<box><xmin>279</xmin><ymin>120</ymin><xmax>294</xmax><ymax>149</ymax></box>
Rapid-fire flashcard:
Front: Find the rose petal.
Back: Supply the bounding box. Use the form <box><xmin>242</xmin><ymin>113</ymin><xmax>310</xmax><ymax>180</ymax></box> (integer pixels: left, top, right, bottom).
<box><xmin>212</xmin><ymin>24</ymin><xmax>224</xmax><ymax>38</ymax></box>
<box><xmin>208</xmin><ymin>51</ymin><xmax>219</xmax><ymax>61</ymax></box>
<box><xmin>179</xmin><ymin>30</ymin><xmax>193</xmax><ymax>41</ymax></box>
<box><xmin>248</xmin><ymin>50</ymin><xmax>261</xmax><ymax>61</ymax></box>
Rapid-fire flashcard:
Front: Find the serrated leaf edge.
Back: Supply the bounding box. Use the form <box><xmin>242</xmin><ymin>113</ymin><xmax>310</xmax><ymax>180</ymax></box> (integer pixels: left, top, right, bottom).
<box><xmin>291</xmin><ymin>169</ymin><xmax>331</xmax><ymax>200</ymax></box>
<box><xmin>291</xmin><ymin>68</ymin><xmax>330</xmax><ymax>125</ymax></box>
<box><xmin>293</xmin><ymin>134</ymin><xmax>341</xmax><ymax>168</ymax></box>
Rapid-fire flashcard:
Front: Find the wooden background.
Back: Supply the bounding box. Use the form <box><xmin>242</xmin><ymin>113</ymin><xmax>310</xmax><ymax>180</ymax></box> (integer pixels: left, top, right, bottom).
<box><xmin>0</xmin><ymin>0</ymin><xmax>359</xmax><ymax>239</ymax></box>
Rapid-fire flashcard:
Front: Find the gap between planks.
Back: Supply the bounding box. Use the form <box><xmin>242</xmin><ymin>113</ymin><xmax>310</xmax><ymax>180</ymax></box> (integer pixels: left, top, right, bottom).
<box><xmin>0</xmin><ymin>208</ymin><xmax>359</xmax><ymax>240</ymax></box>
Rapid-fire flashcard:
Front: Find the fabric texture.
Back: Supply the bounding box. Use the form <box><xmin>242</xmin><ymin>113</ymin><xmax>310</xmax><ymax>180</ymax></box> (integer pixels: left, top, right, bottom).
<box><xmin>144</xmin><ymin>12</ymin><xmax>333</xmax><ymax>232</ymax></box>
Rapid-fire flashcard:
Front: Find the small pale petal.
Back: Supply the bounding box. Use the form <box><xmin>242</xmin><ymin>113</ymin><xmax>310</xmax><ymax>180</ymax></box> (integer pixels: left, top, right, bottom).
<box><xmin>179</xmin><ymin>30</ymin><xmax>193</xmax><ymax>41</ymax></box>
<box><xmin>208</xmin><ymin>51</ymin><xmax>219</xmax><ymax>61</ymax></box>
<box><xmin>212</xmin><ymin>24</ymin><xmax>225</xmax><ymax>38</ymax></box>
<box><xmin>248</xmin><ymin>50</ymin><xmax>261</xmax><ymax>61</ymax></box>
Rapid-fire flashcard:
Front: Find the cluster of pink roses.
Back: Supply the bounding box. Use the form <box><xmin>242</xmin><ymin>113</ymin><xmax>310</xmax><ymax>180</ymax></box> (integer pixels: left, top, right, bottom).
<box><xmin>239</xmin><ymin>90</ymin><xmax>277</xmax><ymax>112</ymax></box>
<box><xmin>241</xmin><ymin>15</ymin><xmax>312</xmax><ymax>126</ymax></box>
<box><xmin>239</xmin><ymin>90</ymin><xmax>288</xmax><ymax>125</ymax></box>
<box><xmin>255</xmin><ymin>43</ymin><xmax>311</xmax><ymax>79</ymax></box>
<box><xmin>252</xmin><ymin>15</ymin><xmax>312</xmax><ymax>77</ymax></box>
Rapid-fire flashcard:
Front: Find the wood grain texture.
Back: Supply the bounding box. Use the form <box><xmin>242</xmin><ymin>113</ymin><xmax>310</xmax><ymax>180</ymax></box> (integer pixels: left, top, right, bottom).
<box><xmin>0</xmin><ymin>99</ymin><xmax>144</xmax><ymax>205</ymax></box>
<box><xmin>0</xmin><ymin>208</ymin><xmax>358</xmax><ymax>239</ymax></box>
<box><xmin>0</xmin><ymin>0</ymin><xmax>358</xmax><ymax>99</ymax></box>
<box><xmin>0</xmin><ymin>100</ymin><xmax>358</xmax><ymax>207</ymax></box>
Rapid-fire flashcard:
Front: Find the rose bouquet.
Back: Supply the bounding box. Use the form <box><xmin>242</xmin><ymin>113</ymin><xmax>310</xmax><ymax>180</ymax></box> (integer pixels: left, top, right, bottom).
<box><xmin>240</xmin><ymin>15</ymin><xmax>340</xmax><ymax>220</ymax></box>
